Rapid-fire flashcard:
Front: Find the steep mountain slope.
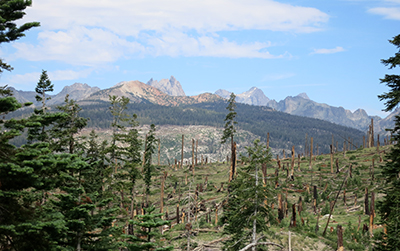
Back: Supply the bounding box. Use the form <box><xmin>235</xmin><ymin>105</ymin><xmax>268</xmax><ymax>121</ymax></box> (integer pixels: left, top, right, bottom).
<box><xmin>146</xmin><ymin>76</ymin><xmax>186</xmax><ymax>96</ymax></box>
<box><xmin>48</xmin><ymin>83</ymin><xmax>100</xmax><ymax>105</ymax></box>
<box><xmin>215</xmin><ymin>87</ymin><xmax>269</xmax><ymax>105</ymax></box>
<box><xmin>216</xmin><ymin>87</ymin><xmax>380</xmax><ymax>132</ymax></box>
<box><xmin>84</xmin><ymin>80</ymin><xmax>222</xmax><ymax>106</ymax></box>
<box><xmin>9</xmin><ymin>87</ymin><xmax>53</xmax><ymax>106</ymax></box>
<box><xmin>267</xmin><ymin>94</ymin><xmax>381</xmax><ymax>131</ymax></box>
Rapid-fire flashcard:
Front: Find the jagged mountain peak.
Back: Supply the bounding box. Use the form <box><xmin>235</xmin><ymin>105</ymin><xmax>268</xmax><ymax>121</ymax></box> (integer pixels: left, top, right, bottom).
<box><xmin>237</xmin><ymin>87</ymin><xmax>269</xmax><ymax>106</ymax></box>
<box><xmin>48</xmin><ymin>83</ymin><xmax>100</xmax><ymax>105</ymax></box>
<box><xmin>214</xmin><ymin>89</ymin><xmax>232</xmax><ymax>99</ymax></box>
<box><xmin>296</xmin><ymin>92</ymin><xmax>310</xmax><ymax>100</ymax></box>
<box><xmin>146</xmin><ymin>76</ymin><xmax>186</xmax><ymax>96</ymax></box>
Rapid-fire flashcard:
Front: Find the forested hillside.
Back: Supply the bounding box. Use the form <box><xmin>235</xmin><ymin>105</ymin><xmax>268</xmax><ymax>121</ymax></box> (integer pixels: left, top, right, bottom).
<box><xmin>8</xmin><ymin>100</ymin><xmax>366</xmax><ymax>155</ymax></box>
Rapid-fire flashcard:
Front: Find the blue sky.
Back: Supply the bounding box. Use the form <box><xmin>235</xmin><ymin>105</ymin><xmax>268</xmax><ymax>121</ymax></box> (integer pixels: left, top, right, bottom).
<box><xmin>0</xmin><ymin>0</ymin><xmax>399</xmax><ymax>117</ymax></box>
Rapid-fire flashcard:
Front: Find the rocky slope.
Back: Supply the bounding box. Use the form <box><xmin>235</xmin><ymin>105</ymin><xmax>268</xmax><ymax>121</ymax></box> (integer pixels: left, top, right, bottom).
<box><xmin>267</xmin><ymin>94</ymin><xmax>381</xmax><ymax>132</ymax></box>
<box><xmin>85</xmin><ymin>80</ymin><xmax>222</xmax><ymax>106</ymax></box>
<box><xmin>215</xmin><ymin>87</ymin><xmax>269</xmax><ymax>106</ymax></box>
<box><xmin>215</xmin><ymin>87</ymin><xmax>381</xmax><ymax>132</ymax></box>
<box><xmin>48</xmin><ymin>83</ymin><xmax>100</xmax><ymax>105</ymax></box>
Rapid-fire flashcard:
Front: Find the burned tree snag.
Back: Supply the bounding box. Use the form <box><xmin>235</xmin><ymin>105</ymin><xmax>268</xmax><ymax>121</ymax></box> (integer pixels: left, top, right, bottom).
<box><xmin>158</xmin><ymin>138</ymin><xmax>161</xmax><ymax>166</ymax></box>
<box><xmin>195</xmin><ymin>139</ymin><xmax>198</xmax><ymax>166</ymax></box>
<box><xmin>309</xmin><ymin>137</ymin><xmax>313</xmax><ymax>169</ymax></box>
<box><xmin>330</xmin><ymin>145</ymin><xmax>334</xmax><ymax>174</ymax></box>
<box><xmin>181</xmin><ymin>134</ymin><xmax>184</xmax><ymax>169</ymax></box>
<box><xmin>192</xmin><ymin>138</ymin><xmax>195</xmax><ymax>174</ymax></box>
<box><xmin>298</xmin><ymin>154</ymin><xmax>301</xmax><ymax>171</ymax></box>
<box><xmin>291</xmin><ymin>146</ymin><xmax>295</xmax><ymax>179</ymax></box>
<box><xmin>278</xmin><ymin>194</ymin><xmax>284</xmax><ymax>222</ymax></box>
<box><xmin>337</xmin><ymin>225</ymin><xmax>344</xmax><ymax>251</ymax></box>
<box><xmin>290</xmin><ymin>204</ymin><xmax>296</xmax><ymax>227</ymax></box>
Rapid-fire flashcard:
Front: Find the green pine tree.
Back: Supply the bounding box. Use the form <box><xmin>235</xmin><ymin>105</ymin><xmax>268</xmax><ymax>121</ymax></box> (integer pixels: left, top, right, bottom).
<box><xmin>51</xmin><ymin>94</ymin><xmax>88</xmax><ymax>153</ymax></box>
<box><xmin>221</xmin><ymin>93</ymin><xmax>238</xmax><ymax>181</ymax></box>
<box><xmin>35</xmin><ymin>70</ymin><xmax>54</xmax><ymax>114</ymax></box>
<box><xmin>222</xmin><ymin>139</ymin><xmax>276</xmax><ymax>251</ymax></box>
<box><xmin>125</xmin><ymin>206</ymin><xmax>172</xmax><ymax>251</ymax></box>
<box><xmin>0</xmin><ymin>0</ymin><xmax>40</xmax><ymax>73</ymax></box>
<box><xmin>376</xmin><ymin>34</ymin><xmax>400</xmax><ymax>251</ymax></box>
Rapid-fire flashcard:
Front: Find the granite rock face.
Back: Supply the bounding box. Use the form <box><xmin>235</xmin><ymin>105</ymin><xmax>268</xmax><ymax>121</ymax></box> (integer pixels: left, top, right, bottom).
<box><xmin>146</xmin><ymin>76</ymin><xmax>186</xmax><ymax>96</ymax></box>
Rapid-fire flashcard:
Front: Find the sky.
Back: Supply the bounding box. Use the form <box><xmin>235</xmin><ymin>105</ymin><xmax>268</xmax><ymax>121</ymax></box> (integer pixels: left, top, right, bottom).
<box><xmin>0</xmin><ymin>0</ymin><xmax>399</xmax><ymax>118</ymax></box>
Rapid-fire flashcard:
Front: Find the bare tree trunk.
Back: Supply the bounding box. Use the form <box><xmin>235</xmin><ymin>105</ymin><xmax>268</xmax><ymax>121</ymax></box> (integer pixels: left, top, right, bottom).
<box><xmin>337</xmin><ymin>225</ymin><xmax>344</xmax><ymax>251</ymax></box>
<box><xmin>181</xmin><ymin>134</ymin><xmax>184</xmax><ymax>169</ymax></box>
<box><xmin>309</xmin><ymin>137</ymin><xmax>313</xmax><ymax>169</ymax></box>
<box><xmin>330</xmin><ymin>145</ymin><xmax>334</xmax><ymax>174</ymax></box>
<box><xmin>158</xmin><ymin>138</ymin><xmax>161</xmax><ymax>166</ymax></box>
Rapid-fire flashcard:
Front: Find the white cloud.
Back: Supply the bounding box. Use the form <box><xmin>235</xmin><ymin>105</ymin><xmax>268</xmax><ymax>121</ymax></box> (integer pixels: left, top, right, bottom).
<box><xmin>23</xmin><ymin>0</ymin><xmax>329</xmax><ymax>34</ymax></box>
<box><xmin>12</xmin><ymin>27</ymin><xmax>144</xmax><ymax>66</ymax></box>
<box><xmin>9</xmin><ymin>0</ymin><xmax>329</xmax><ymax>64</ymax></box>
<box><xmin>6</xmin><ymin>69</ymin><xmax>92</xmax><ymax>89</ymax></box>
<box><xmin>368</xmin><ymin>7</ymin><xmax>400</xmax><ymax>20</ymax></box>
<box><xmin>311</xmin><ymin>46</ymin><xmax>345</xmax><ymax>54</ymax></box>
<box><xmin>146</xmin><ymin>32</ymin><xmax>282</xmax><ymax>58</ymax></box>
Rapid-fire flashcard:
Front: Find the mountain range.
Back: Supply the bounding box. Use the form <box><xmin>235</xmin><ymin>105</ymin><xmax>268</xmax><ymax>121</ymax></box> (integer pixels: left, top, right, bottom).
<box><xmin>215</xmin><ymin>87</ymin><xmax>385</xmax><ymax>133</ymax></box>
<box><xmin>8</xmin><ymin>76</ymin><xmax>394</xmax><ymax>134</ymax></box>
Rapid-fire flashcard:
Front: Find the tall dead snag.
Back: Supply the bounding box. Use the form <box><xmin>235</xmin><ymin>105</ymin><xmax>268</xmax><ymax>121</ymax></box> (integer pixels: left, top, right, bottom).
<box><xmin>298</xmin><ymin>154</ymin><xmax>301</xmax><ymax>171</ymax></box>
<box><xmin>232</xmin><ymin>142</ymin><xmax>237</xmax><ymax>179</ymax></box>
<box><xmin>181</xmin><ymin>134</ymin><xmax>184</xmax><ymax>169</ymax></box>
<box><xmin>337</xmin><ymin>225</ymin><xmax>344</xmax><ymax>251</ymax></box>
<box><xmin>343</xmin><ymin>141</ymin><xmax>346</xmax><ymax>158</ymax></box>
<box><xmin>261</xmin><ymin>163</ymin><xmax>267</xmax><ymax>185</ymax></box>
<box><xmin>195</xmin><ymin>140</ymin><xmax>198</xmax><ymax>166</ymax></box>
<box><xmin>290</xmin><ymin>204</ymin><xmax>296</xmax><ymax>227</ymax></box>
<box><xmin>157</xmin><ymin>139</ymin><xmax>161</xmax><ymax>165</ymax></box>
<box><xmin>278</xmin><ymin>194</ymin><xmax>284</xmax><ymax>222</ymax></box>
<box><xmin>267</xmin><ymin>132</ymin><xmax>270</xmax><ymax>149</ymax></box>
<box><xmin>298</xmin><ymin>196</ymin><xmax>303</xmax><ymax>216</ymax></box>
<box><xmin>290</xmin><ymin>146</ymin><xmax>295</xmax><ymax>179</ymax></box>
<box><xmin>330</xmin><ymin>145</ymin><xmax>334</xmax><ymax>174</ymax></box>
<box><xmin>349</xmin><ymin>164</ymin><xmax>353</xmax><ymax>178</ymax></box>
<box><xmin>343</xmin><ymin>190</ymin><xmax>346</xmax><ymax>206</ymax></box>
<box><xmin>365</xmin><ymin>187</ymin><xmax>370</xmax><ymax>215</ymax></box>
<box><xmin>192</xmin><ymin>138</ymin><xmax>195</xmax><ymax>175</ymax></box>
<box><xmin>305</xmin><ymin>133</ymin><xmax>308</xmax><ymax>157</ymax></box>
<box><xmin>336</xmin><ymin>158</ymin><xmax>339</xmax><ymax>173</ymax></box>
<box><xmin>370</xmin><ymin>192</ymin><xmax>375</xmax><ymax>237</ymax></box>
<box><xmin>313</xmin><ymin>186</ymin><xmax>318</xmax><ymax>214</ymax></box>
<box><xmin>332</xmin><ymin>134</ymin><xmax>335</xmax><ymax>153</ymax></box>
<box><xmin>177</xmin><ymin>204</ymin><xmax>180</xmax><ymax>224</ymax></box>
<box><xmin>309</xmin><ymin>137</ymin><xmax>313</xmax><ymax>169</ymax></box>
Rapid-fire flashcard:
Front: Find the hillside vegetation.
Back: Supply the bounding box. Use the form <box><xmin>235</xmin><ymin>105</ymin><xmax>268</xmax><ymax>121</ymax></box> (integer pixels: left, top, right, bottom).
<box><xmin>143</xmin><ymin>143</ymin><xmax>390</xmax><ymax>251</ymax></box>
<box><xmin>8</xmin><ymin>100</ymin><xmax>367</xmax><ymax>155</ymax></box>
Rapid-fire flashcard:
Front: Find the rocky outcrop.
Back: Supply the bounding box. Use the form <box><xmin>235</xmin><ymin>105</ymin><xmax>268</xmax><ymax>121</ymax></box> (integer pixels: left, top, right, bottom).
<box><xmin>146</xmin><ymin>76</ymin><xmax>186</xmax><ymax>96</ymax></box>
<box><xmin>48</xmin><ymin>83</ymin><xmax>100</xmax><ymax>105</ymax></box>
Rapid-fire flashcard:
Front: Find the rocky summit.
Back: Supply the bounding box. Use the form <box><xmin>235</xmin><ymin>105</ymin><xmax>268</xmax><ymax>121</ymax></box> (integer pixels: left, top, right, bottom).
<box><xmin>146</xmin><ymin>76</ymin><xmax>186</xmax><ymax>96</ymax></box>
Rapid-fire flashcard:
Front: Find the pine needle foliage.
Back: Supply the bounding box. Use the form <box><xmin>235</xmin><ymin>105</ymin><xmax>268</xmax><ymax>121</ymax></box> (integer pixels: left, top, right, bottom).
<box><xmin>222</xmin><ymin>139</ymin><xmax>275</xmax><ymax>251</ymax></box>
<box><xmin>376</xmin><ymin>34</ymin><xmax>400</xmax><ymax>251</ymax></box>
